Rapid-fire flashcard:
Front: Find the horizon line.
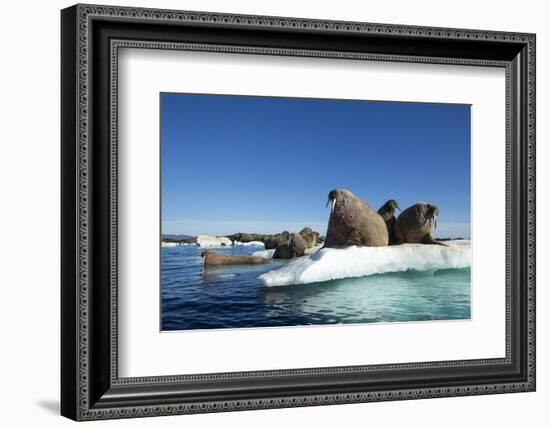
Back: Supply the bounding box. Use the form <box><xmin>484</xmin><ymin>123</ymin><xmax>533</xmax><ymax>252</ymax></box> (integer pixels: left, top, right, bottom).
<box><xmin>161</xmin><ymin>220</ymin><xmax>471</xmax><ymax>239</ymax></box>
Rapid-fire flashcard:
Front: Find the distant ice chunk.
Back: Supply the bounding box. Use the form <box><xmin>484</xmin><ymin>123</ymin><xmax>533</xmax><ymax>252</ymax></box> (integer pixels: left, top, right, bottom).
<box><xmin>252</xmin><ymin>248</ymin><xmax>276</xmax><ymax>259</ymax></box>
<box><xmin>197</xmin><ymin>235</ymin><xmax>233</xmax><ymax>247</ymax></box>
<box><xmin>161</xmin><ymin>241</ymin><xmax>178</xmax><ymax>247</ymax></box>
<box><xmin>233</xmin><ymin>241</ymin><xmax>265</xmax><ymax>247</ymax></box>
<box><xmin>259</xmin><ymin>241</ymin><xmax>471</xmax><ymax>287</ymax></box>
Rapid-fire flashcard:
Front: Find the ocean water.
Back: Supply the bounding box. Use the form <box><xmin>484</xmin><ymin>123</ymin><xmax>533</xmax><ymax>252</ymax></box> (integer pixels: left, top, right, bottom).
<box><xmin>161</xmin><ymin>244</ymin><xmax>471</xmax><ymax>331</ymax></box>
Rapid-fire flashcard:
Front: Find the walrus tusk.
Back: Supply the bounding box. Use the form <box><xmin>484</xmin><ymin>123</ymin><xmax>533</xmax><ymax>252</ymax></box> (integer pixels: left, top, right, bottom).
<box><xmin>325</xmin><ymin>198</ymin><xmax>336</xmax><ymax>212</ymax></box>
<box><xmin>434</xmin><ymin>213</ymin><xmax>438</xmax><ymax>229</ymax></box>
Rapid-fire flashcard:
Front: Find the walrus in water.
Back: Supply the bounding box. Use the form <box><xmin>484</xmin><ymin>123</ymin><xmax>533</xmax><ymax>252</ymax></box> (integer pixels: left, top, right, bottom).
<box><xmin>377</xmin><ymin>199</ymin><xmax>400</xmax><ymax>245</ymax></box>
<box><xmin>202</xmin><ymin>251</ymin><xmax>267</xmax><ymax>267</ymax></box>
<box><xmin>324</xmin><ymin>189</ymin><xmax>389</xmax><ymax>248</ymax></box>
<box><xmin>393</xmin><ymin>202</ymin><xmax>447</xmax><ymax>246</ymax></box>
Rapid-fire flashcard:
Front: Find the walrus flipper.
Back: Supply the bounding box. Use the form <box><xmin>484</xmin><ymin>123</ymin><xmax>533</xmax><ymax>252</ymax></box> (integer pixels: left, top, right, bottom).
<box><xmin>421</xmin><ymin>234</ymin><xmax>448</xmax><ymax>247</ymax></box>
<box><xmin>346</xmin><ymin>229</ymin><xmax>363</xmax><ymax>246</ymax></box>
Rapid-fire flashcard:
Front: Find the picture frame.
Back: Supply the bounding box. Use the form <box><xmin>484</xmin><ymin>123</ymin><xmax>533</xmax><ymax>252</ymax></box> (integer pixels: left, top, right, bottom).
<box><xmin>61</xmin><ymin>3</ymin><xmax>536</xmax><ymax>421</ymax></box>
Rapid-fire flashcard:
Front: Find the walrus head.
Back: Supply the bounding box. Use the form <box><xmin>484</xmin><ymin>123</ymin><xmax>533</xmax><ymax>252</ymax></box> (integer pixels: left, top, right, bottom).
<box><xmin>273</xmin><ymin>233</ymin><xmax>307</xmax><ymax>259</ymax></box>
<box><xmin>325</xmin><ymin>188</ymin><xmax>350</xmax><ymax>213</ymax></box>
<box><xmin>384</xmin><ymin>199</ymin><xmax>400</xmax><ymax>213</ymax></box>
<box><xmin>426</xmin><ymin>204</ymin><xmax>439</xmax><ymax>229</ymax></box>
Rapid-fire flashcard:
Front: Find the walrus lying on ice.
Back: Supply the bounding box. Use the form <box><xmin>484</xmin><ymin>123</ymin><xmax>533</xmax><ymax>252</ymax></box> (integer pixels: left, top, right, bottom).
<box><xmin>202</xmin><ymin>251</ymin><xmax>267</xmax><ymax>267</ymax></box>
<box><xmin>393</xmin><ymin>202</ymin><xmax>447</xmax><ymax>246</ymax></box>
<box><xmin>273</xmin><ymin>232</ymin><xmax>307</xmax><ymax>259</ymax></box>
<box><xmin>298</xmin><ymin>227</ymin><xmax>319</xmax><ymax>249</ymax></box>
<box><xmin>377</xmin><ymin>199</ymin><xmax>400</xmax><ymax>245</ymax></box>
<box><xmin>323</xmin><ymin>189</ymin><xmax>389</xmax><ymax>248</ymax></box>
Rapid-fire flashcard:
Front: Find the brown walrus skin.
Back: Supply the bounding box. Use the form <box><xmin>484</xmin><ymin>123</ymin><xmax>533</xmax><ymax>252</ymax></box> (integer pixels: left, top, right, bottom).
<box><xmin>298</xmin><ymin>227</ymin><xmax>319</xmax><ymax>249</ymax></box>
<box><xmin>377</xmin><ymin>199</ymin><xmax>400</xmax><ymax>245</ymax></box>
<box><xmin>263</xmin><ymin>231</ymin><xmax>290</xmax><ymax>250</ymax></box>
<box><xmin>324</xmin><ymin>189</ymin><xmax>389</xmax><ymax>248</ymax></box>
<box><xmin>393</xmin><ymin>203</ymin><xmax>447</xmax><ymax>246</ymax></box>
<box><xmin>202</xmin><ymin>251</ymin><xmax>267</xmax><ymax>267</ymax></box>
<box><xmin>273</xmin><ymin>233</ymin><xmax>307</xmax><ymax>259</ymax></box>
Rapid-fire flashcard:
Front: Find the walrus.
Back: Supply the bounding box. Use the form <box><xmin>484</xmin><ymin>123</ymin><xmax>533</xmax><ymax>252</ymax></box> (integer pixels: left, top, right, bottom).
<box><xmin>393</xmin><ymin>202</ymin><xmax>447</xmax><ymax>246</ymax></box>
<box><xmin>377</xmin><ymin>199</ymin><xmax>400</xmax><ymax>245</ymax></box>
<box><xmin>264</xmin><ymin>231</ymin><xmax>290</xmax><ymax>250</ymax></box>
<box><xmin>323</xmin><ymin>189</ymin><xmax>389</xmax><ymax>248</ymax></box>
<box><xmin>202</xmin><ymin>251</ymin><xmax>267</xmax><ymax>267</ymax></box>
<box><xmin>273</xmin><ymin>232</ymin><xmax>307</xmax><ymax>259</ymax></box>
<box><xmin>298</xmin><ymin>227</ymin><xmax>320</xmax><ymax>249</ymax></box>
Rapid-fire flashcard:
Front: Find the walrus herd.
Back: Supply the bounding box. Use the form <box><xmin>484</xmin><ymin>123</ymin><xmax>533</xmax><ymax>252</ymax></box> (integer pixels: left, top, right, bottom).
<box><xmin>325</xmin><ymin>188</ymin><xmax>446</xmax><ymax>248</ymax></box>
<box><xmin>203</xmin><ymin>187</ymin><xmax>447</xmax><ymax>267</ymax></box>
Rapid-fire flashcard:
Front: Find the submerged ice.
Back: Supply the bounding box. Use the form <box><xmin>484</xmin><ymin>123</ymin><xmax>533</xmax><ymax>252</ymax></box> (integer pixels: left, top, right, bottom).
<box><xmin>258</xmin><ymin>240</ymin><xmax>471</xmax><ymax>287</ymax></box>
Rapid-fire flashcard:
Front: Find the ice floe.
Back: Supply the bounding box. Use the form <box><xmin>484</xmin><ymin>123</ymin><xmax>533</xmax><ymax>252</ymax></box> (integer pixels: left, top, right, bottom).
<box><xmin>197</xmin><ymin>235</ymin><xmax>233</xmax><ymax>247</ymax></box>
<box><xmin>259</xmin><ymin>241</ymin><xmax>471</xmax><ymax>287</ymax></box>
<box><xmin>252</xmin><ymin>248</ymin><xmax>276</xmax><ymax>259</ymax></box>
<box><xmin>233</xmin><ymin>241</ymin><xmax>265</xmax><ymax>247</ymax></box>
<box><xmin>161</xmin><ymin>241</ymin><xmax>178</xmax><ymax>247</ymax></box>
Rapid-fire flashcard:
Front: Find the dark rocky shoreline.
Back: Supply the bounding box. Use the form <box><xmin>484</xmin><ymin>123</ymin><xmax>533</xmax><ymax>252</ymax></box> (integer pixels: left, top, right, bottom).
<box><xmin>161</xmin><ymin>228</ymin><xmax>325</xmax><ymax>247</ymax></box>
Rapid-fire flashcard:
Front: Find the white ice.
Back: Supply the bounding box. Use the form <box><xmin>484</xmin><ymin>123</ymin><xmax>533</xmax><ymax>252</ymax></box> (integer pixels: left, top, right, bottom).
<box><xmin>258</xmin><ymin>240</ymin><xmax>471</xmax><ymax>287</ymax></box>
<box><xmin>252</xmin><ymin>248</ymin><xmax>276</xmax><ymax>259</ymax></box>
<box><xmin>196</xmin><ymin>235</ymin><xmax>233</xmax><ymax>247</ymax></box>
<box><xmin>233</xmin><ymin>241</ymin><xmax>265</xmax><ymax>247</ymax></box>
<box><xmin>161</xmin><ymin>241</ymin><xmax>178</xmax><ymax>247</ymax></box>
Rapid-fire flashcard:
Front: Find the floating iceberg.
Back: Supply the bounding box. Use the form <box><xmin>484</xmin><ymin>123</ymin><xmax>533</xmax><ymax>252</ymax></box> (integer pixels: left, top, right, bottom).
<box><xmin>161</xmin><ymin>241</ymin><xmax>178</xmax><ymax>247</ymax></box>
<box><xmin>233</xmin><ymin>241</ymin><xmax>265</xmax><ymax>247</ymax></box>
<box><xmin>258</xmin><ymin>241</ymin><xmax>471</xmax><ymax>287</ymax></box>
<box><xmin>197</xmin><ymin>235</ymin><xmax>233</xmax><ymax>247</ymax></box>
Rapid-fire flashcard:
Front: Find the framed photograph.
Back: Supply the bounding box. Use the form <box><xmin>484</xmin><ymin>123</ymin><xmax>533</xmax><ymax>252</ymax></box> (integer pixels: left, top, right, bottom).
<box><xmin>61</xmin><ymin>4</ymin><xmax>536</xmax><ymax>421</ymax></box>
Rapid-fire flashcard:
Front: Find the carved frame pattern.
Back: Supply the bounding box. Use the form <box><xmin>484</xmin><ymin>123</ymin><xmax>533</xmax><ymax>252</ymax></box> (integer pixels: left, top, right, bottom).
<box><xmin>61</xmin><ymin>3</ymin><xmax>536</xmax><ymax>421</ymax></box>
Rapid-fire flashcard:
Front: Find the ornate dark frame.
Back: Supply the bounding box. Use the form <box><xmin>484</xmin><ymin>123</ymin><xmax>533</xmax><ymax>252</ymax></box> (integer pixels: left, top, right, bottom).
<box><xmin>61</xmin><ymin>3</ymin><xmax>536</xmax><ymax>421</ymax></box>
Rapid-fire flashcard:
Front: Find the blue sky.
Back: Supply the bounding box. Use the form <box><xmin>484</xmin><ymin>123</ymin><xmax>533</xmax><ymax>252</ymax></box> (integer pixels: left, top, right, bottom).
<box><xmin>161</xmin><ymin>93</ymin><xmax>471</xmax><ymax>238</ymax></box>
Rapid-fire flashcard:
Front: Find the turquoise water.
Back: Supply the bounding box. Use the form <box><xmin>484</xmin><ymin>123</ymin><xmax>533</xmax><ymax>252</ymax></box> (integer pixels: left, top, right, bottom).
<box><xmin>161</xmin><ymin>245</ymin><xmax>471</xmax><ymax>331</ymax></box>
